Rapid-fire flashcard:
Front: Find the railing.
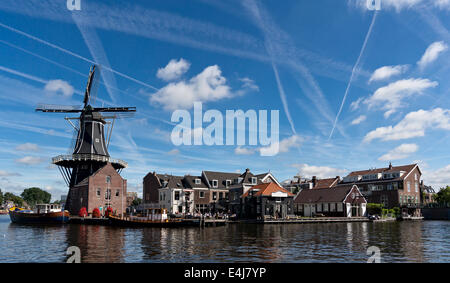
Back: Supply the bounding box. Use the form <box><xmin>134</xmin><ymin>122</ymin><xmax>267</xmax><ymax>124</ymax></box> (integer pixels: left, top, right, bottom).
<box><xmin>52</xmin><ymin>154</ymin><xmax>128</xmax><ymax>168</ymax></box>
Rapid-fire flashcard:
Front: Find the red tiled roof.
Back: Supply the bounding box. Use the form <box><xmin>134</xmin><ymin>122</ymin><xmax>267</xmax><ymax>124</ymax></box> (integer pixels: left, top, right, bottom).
<box><xmin>242</xmin><ymin>182</ymin><xmax>294</xmax><ymax>198</ymax></box>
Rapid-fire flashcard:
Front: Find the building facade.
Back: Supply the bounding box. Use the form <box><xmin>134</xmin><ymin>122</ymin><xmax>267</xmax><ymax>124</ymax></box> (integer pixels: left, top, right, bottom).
<box><xmin>294</xmin><ymin>185</ymin><xmax>367</xmax><ymax>217</ymax></box>
<box><xmin>339</xmin><ymin>163</ymin><xmax>422</xmax><ymax>216</ymax></box>
<box><xmin>69</xmin><ymin>163</ymin><xmax>127</xmax><ymax>216</ymax></box>
<box><xmin>241</xmin><ymin>182</ymin><xmax>295</xmax><ymax>219</ymax></box>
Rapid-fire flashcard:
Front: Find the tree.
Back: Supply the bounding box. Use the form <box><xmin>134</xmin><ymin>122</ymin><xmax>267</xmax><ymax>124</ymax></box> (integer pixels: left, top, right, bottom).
<box><xmin>3</xmin><ymin>192</ymin><xmax>24</xmax><ymax>207</ymax></box>
<box><xmin>20</xmin><ymin>187</ymin><xmax>51</xmax><ymax>207</ymax></box>
<box><xmin>79</xmin><ymin>207</ymin><xmax>87</xmax><ymax>217</ymax></box>
<box><xmin>131</xmin><ymin>198</ymin><xmax>142</xmax><ymax>207</ymax></box>
<box><xmin>0</xmin><ymin>188</ymin><xmax>3</xmax><ymax>206</ymax></box>
<box><xmin>92</xmin><ymin>208</ymin><xmax>101</xmax><ymax>218</ymax></box>
<box><xmin>435</xmin><ymin>186</ymin><xmax>450</xmax><ymax>205</ymax></box>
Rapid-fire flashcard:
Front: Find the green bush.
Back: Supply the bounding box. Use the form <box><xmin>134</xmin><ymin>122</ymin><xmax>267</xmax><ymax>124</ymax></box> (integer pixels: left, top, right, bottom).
<box><xmin>367</xmin><ymin>203</ymin><xmax>383</xmax><ymax>215</ymax></box>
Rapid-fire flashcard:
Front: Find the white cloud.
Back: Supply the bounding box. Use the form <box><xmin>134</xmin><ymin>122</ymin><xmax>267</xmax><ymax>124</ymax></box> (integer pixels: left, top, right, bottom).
<box><xmin>423</xmin><ymin>164</ymin><xmax>450</xmax><ymax>190</ymax></box>
<box><xmin>239</xmin><ymin>77</ymin><xmax>259</xmax><ymax>91</ymax></box>
<box><xmin>151</xmin><ymin>65</ymin><xmax>232</xmax><ymax>111</ymax></box>
<box><xmin>0</xmin><ymin>170</ymin><xmax>21</xmax><ymax>177</ymax></box>
<box><xmin>378</xmin><ymin>143</ymin><xmax>418</xmax><ymax>161</ymax></box>
<box><xmin>259</xmin><ymin>135</ymin><xmax>301</xmax><ymax>156</ymax></box>
<box><xmin>350</xmin><ymin>97</ymin><xmax>364</xmax><ymax>111</ymax></box>
<box><xmin>368</xmin><ymin>65</ymin><xmax>409</xmax><ymax>83</ymax></box>
<box><xmin>167</xmin><ymin>149</ymin><xmax>180</xmax><ymax>155</ymax></box>
<box><xmin>15</xmin><ymin>143</ymin><xmax>40</xmax><ymax>152</ymax></box>
<box><xmin>364</xmin><ymin>78</ymin><xmax>438</xmax><ymax>118</ymax></box>
<box><xmin>435</xmin><ymin>0</ymin><xmax>450</xmax><ymax>10</ymax></box>
<box><xmin>15</xmin><ymin>156</ymin><xmax>45</xmax><ymax>165</ymax></box>
<box><xmin>291</xmin><ymin>163</ymin><xmax>347</xmax><ymax>179</ymax></box>
<box><xmin>418</xmin><ymin>41</ymin><xmax>448</xmax><ymax>69</ymax></box>
<box><xmin>351</xmin><ymin>115</ymin><xmax>367</xmax><ymax>125</ymax></box>
<box><xmin>364</xmin><ymin>108</ymin><xmax>450</xmax><ymax>142</ymax></box>
<box><xmin>235</xmin><ymin>146</ymin><xmax>255</xmax><ymax>155</ymax></box>
<box><xmin>157</xmin><ymin>58</ymin><xmax>191</xmax><ymax>81</ymax></box>
<box><xmin>44</xmin><ymin>79</ymin><xmax>74</xmax><ymax>97</ymax></box>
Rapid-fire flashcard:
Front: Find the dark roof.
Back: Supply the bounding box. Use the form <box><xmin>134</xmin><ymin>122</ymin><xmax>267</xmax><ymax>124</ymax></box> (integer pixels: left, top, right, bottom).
<box><xmin>156</xmin><ymin>174</ymin><xmax>184</xmax><ymax>189</ymax></box>
<box><xmin>347</xmin><ymin>164</ymin><xmax>417</xmax><ymax>177</ymax></box>
<box><xmin>313</xmin><ymin>177</ymin><xmax>339</xmax><ymax>189</ymax></box>
<box><xmin>203</xmin><ymin>169</ymin><xmax>264</xmax><ymax>188</ymax></box>
<box><xmin>183</xmin><ymin>175</ymin><xmax>208</xmax><ymax>188</ymax></box>
<box><xmin>294</xmin><ymin>185</ymin><xmax>356</xmax><ymax>203</ymax></box>
<box><xmin>242</xmin><ymin>182</ymin><xmax>294</xmax><ymax>198</ymax></box>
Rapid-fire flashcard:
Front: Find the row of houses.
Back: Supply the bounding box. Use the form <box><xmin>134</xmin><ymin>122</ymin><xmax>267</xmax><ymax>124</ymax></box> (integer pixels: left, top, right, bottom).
<box><xmin>142</xmin><ymin>163</ymin><xmax>431</xmax><ymax>219</ymax></box>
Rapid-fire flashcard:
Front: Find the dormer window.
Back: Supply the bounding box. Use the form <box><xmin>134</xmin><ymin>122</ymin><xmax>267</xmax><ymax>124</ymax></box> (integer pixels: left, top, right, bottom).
<box><xmin>211</xmin><ymin>180</ymin><xmax>218</xmax><ymax>188</ymax></box>
<box><xmin>226</xmin><ymin>180</ymin><xmax>232</xmax><ymax>187</ymax></box>
<box><xmin>251</xmin><ymin>177</ymin><xmax>257</xmax><ymax>184</ymax></box>
<box><xmin>238</xmin><ymin>177</ymin><xmax>243</xmax><ymax>183</ymax></box>
<box><xmin>195</xmin><ymin>178</ymin><xmax>201</xmax><ymax>185</ymax></box>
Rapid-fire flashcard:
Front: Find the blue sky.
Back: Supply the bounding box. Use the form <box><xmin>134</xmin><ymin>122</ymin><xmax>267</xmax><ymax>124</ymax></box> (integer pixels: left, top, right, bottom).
<box><xmin>0</xmin><ymin>0</ymin><xmax>449</xmax><ymax>201</ymax></box>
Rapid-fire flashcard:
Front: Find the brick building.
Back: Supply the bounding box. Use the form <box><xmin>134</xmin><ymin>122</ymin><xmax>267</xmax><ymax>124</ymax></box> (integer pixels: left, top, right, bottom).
<box><xmin>69</xmin><ymin>163</ymin><xmax>127</xmax><ymax>216</ymax></box>
<box><xmin>338</xmin><ymin>163</ymin><xmax>422</xmax><ymax>216</ymax></box>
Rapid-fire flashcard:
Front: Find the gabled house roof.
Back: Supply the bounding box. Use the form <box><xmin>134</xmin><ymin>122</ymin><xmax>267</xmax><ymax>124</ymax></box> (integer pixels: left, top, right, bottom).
<box><xmin>294</xmin><ymin>185</ymin><xmax>365</xmax><ymax>204</ymax></box>
<box><xmin>313</xmin><ymin>177</ymin><xmax>340</xmax><ymax>189</ymax></box>
<box><xmin>242</xmin><ymin>182</ymin><xmax>294</xmax><ymax>198</ymax></box>
<box><xmin>156</xmin><ymin>174</ymin><xmax>184</xmax><ymax>189</ymax></box>
<box><xmin>183</xmin><ymin>175</ymin><xmax>208</xmax><ymax>189</ymax></box>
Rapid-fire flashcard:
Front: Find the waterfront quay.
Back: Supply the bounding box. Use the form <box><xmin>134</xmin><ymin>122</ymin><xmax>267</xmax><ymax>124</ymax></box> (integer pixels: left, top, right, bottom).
<box><xmin>1</xmin><ymin>214</ymin><xmax>449</xmax><ymax>263</ymax></box>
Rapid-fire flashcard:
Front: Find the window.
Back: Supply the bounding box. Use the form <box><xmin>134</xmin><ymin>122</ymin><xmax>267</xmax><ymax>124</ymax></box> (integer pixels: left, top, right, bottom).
<box><xmin>115</xmin><ymin>190</ymin><xmax>119</xmax><ymax>197</ymax></box>
<box><xmin>97</xmin><ymin>188</ymin><xmax>101</xmax><ymax>197</ymax></box>
<box><xmin>199</xmin><ymin>191</ymin><xmax>205</xmax><ymax>198</ymax></box>
<box><xmin>387</xmin><ymin>183</ymin><xmax>393</xmax><ymax>190</ymax></box>
<box><xmin>415</xmin><ymin>182</ymin><xmax>419</xmax><ymax>193</ymax></box>
<box><xmin>337</xmin><ymin>203</ymin><xmax>343</xmax><ymax>212</ymax></box>
<box><xmin>175</xmin><ymin>191</ymin><xmax>180</xmax><ymax>201</ymax></box>
<box><xmin>211</xmin><ymin>180</ymin><xmax>218</xmax><ymax>188</ymax></box>
<box><xmin>195</xmin><ymin>178</ymin><xmax>201</xmax><ymax>185</ymax></box>
<box><xmin>213</xmin><ymin>192</ymin><xmax>217</xmax><ymax>200</ymax></box>
<box><xmin>317</xmin><ymin>204</ymin><xmax>322</xmax><ymax>212</ymax></box>
<box><xmin>105</xmin><ymin>189</ymin><xmax>111</xmax><ymax>200</ymax></box>
<box><xmin>219</xmin><ymin>192</ymin><xmax>224</xmax><ymax>200</ymax></box>
<box><xmin>225</xmin><ymin>180</ymin><xmax>231</xmax><ymax>187</ymax></box>
<box><xmin>106</xmin><ymin>176</ymin><xmax>111</xmax><ymax>184</ymax></box>
<box><xmin>407</xmin><ymin>181</ymin><xmax>411</xmax><ymax>192</ymax></box>
<box><xmin>251</xmin><ymin>177</ymin><xmax>257</xmax><ymax>184</ymax></box>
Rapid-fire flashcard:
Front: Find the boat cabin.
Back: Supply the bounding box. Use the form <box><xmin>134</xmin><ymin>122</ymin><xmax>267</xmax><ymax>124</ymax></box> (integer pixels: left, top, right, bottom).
<box><xmin>35</xmin><ymin>204</ymin><xmax>63</xmax><ymax>214</ymax></box>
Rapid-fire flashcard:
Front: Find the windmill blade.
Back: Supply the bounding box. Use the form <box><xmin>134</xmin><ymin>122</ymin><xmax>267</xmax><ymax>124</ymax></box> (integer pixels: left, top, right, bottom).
<box><xmin>36</xmin><ymin>104</ymin><xmax>82</xmax><ymax>113</ymax></box>
<box><xmin>94</xmin><ymin>107</ymin><xmax>136</xmax><ymax>113</ymax></box>
<box><xmin>89</xmin><ymin>65</ymin><xmax>101</xmax><ymax>106</ymax></box>
<box><xmin>83</xmin><ymin>65</ymin><xmax>97</xmax><ymax>107</ymax></box>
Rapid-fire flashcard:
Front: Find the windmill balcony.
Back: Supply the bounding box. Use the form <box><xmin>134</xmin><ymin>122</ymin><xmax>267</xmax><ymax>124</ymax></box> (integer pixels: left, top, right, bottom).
<box><xmin>52</xmin><ymin>154</ymin><xmax>128</xmax><ymax>168</ymax></box>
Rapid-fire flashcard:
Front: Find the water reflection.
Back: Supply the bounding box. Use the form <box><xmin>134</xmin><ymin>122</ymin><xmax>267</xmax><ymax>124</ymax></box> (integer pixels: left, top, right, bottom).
<box><xmin>0</xmin><ymin>215</ymin><xmax>448</xmax><ymax>263</ymax></box>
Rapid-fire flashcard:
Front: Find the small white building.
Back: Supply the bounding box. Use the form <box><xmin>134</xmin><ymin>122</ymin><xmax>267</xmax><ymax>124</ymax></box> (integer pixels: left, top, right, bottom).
<box><xmin>294</xmin><ymin>185</ymin><xmax>367</xmax><ymax>217</ymax></box>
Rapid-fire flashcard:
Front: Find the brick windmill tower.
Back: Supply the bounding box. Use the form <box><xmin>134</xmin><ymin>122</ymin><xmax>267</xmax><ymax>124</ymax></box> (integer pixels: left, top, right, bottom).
<box><xmin>36</xmin><ymin>65</ymin><xmax>136</xmax><ymax>216</ymax></box>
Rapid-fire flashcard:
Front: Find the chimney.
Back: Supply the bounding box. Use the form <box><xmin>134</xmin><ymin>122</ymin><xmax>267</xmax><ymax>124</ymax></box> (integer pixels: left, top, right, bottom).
<box><xmin>388</xmin><ymin>162</ymin><xmax>392</xmax><ymax>170</ymax></box>
<box><xmin>246</xmin><ymin>168</ymin><xmax>250</xmax><ymax>173</ymax></box>
<box><xmin>312</xmin><ymin>176</ymin><xmax>317</xmax><ymax>188</ymax></box>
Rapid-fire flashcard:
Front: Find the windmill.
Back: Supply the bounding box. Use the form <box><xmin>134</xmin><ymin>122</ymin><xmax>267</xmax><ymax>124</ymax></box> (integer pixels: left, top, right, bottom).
<box><xmin>36</xmin><ymin>65</ymin><xmax>136</xmax><ymax>215</ymax></box>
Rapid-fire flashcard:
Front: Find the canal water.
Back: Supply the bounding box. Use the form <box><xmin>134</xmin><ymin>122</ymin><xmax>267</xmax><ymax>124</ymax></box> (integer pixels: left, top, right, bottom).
<box><xmin>0</xmin><ymin>215</ymin><xmax>448</xmax><ymax>263</ymax></box>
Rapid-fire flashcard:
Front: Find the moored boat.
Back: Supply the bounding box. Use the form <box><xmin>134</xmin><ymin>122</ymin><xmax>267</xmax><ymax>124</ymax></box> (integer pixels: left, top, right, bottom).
<box><xmin>9</xmin><ymin>204</ymin><xmax>70</xmax><ymax>224</ymax></box>
<box><xmin>108</xmin><ymin>208</ymin><xmax>200</xmax><ymax>227</ymax></box>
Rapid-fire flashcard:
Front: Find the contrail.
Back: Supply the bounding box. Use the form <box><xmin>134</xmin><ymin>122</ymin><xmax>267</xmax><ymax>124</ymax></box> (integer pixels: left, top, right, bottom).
<box><xmin>328</xmin><ymin>11</ymin><xmax>378</xmax><ymax>140</ymax></box>
<box><xmin>0</xmin><ymin>21</ymin><xmax>159</xmax><ymax>91</ymax></box>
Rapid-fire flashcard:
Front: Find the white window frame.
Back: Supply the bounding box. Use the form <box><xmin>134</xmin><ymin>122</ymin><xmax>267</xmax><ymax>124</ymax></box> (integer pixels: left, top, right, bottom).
<box><xmin>195</xmin><ymin>178</ymin><xmax>201</xmax><ymax>185</ymax></box>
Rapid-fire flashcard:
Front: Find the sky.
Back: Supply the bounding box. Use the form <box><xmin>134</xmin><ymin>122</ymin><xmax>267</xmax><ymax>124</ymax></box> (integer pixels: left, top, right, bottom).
<box><xmin>0</xmin><ymin>0</ymin><xmax>449</xmax><ymax>201</ymax></box>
